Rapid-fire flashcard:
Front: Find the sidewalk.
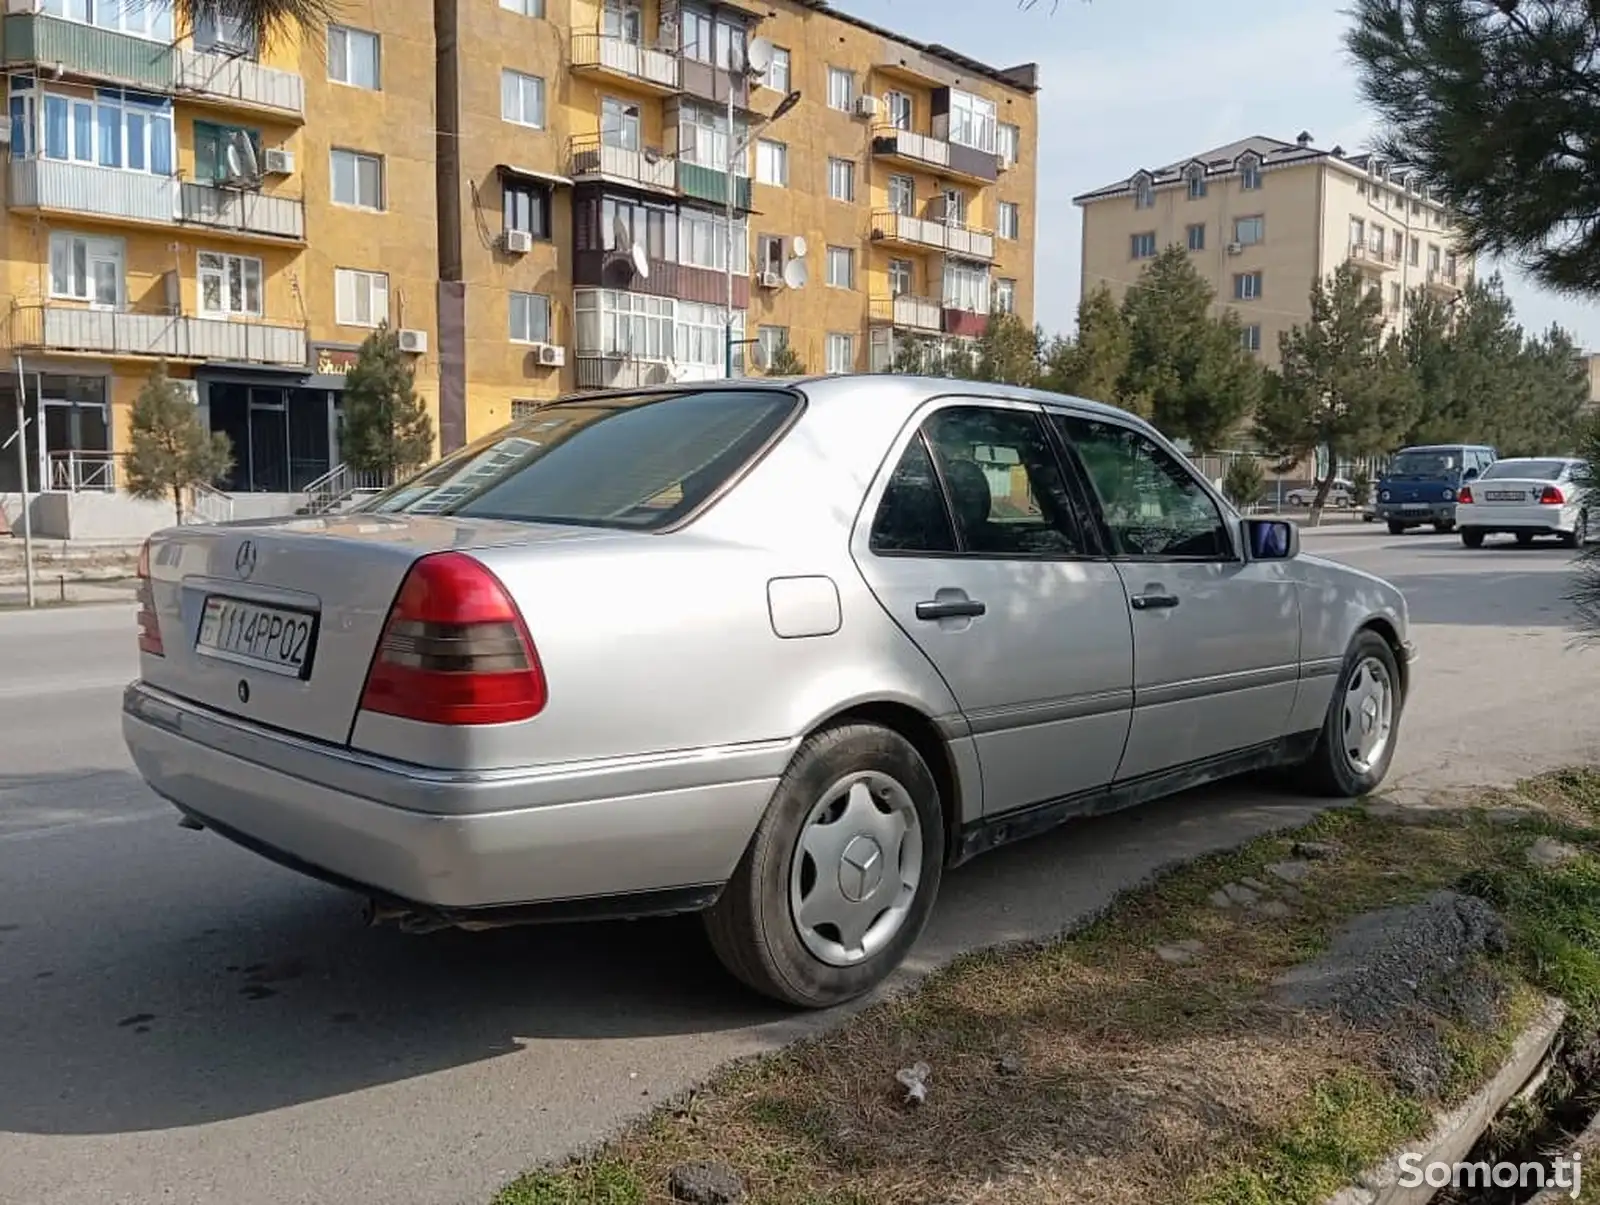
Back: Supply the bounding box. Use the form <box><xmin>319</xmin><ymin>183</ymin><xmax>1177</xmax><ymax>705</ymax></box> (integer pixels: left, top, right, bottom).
<box><xmin>0</xmin><ymin>577</ymin><xmax>137</xmax><ymax>608</ymax></box>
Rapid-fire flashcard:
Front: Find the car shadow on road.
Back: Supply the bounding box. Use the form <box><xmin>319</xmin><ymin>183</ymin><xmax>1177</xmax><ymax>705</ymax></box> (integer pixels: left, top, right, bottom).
<box><xmin>1375</xmin><ymin>567</ymin><xmax>1582</xmax><ymax>628</ymax></box>
<box><xmin>0</xmin><ymin>773</ymin><xmax>1325</xmax><ymax>1136</ymax></box>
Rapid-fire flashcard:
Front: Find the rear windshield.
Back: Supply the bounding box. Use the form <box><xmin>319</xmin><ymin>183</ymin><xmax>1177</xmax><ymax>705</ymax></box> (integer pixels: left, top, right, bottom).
<box><xmin>363</xmin><ymin>389</ymin><xmax>799</xmax><ymax>529</ymax></box>
<box><xmin>1480</xmin><ymin>459</ymin><xmax>1569</xmax><ymax>481</ymax></box>
<box><xmin>1387</xmin><ymin>450</ymin><xmax>1459</xmax><ymax>477</ymax></box>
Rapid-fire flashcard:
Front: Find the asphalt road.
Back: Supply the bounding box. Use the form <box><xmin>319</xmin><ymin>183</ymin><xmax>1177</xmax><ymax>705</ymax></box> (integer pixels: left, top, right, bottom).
<box><xmin>1</xmin><ymin>528</ymin><xmax>1593</xmax><ymax>1205</ymax></box>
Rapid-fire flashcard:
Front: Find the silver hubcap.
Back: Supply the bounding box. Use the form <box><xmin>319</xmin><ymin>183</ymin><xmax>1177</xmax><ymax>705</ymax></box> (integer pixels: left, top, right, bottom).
<box><xmin>789</xmin><ymin>771</ymin><xmax>923</xmax><ymax>968</ymax></box>
<box><xmin>1342</xmin><ymin>656</ymin><xmax>1394</xmax><ymax>775</ymax></box>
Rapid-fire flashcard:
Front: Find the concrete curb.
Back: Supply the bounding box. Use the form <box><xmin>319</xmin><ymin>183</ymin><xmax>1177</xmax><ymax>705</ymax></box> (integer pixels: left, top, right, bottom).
<box><xmin>1323</xmin><ymin>996</ymin><xmax>1568</xmax><ymax>1205</ymax></box>
<box><xmin>1526</xmin><ymin>1106</ymin><xmax>1600</xmax><ymax>1204</ymax></box>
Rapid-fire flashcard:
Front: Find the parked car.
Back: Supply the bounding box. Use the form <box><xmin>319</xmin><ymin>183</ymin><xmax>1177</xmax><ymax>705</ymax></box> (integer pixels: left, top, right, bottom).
<box><xmin>1374</xmin><ymin>443</ymin><xmax>1497</xmax><ymax>534</ymax></box>
<box><xmin>1455</xmin><ymin>456</ymin><xmax>1592</xmax><ymax>548</ymax></box>
<box><xmin>1286</xmin><ymin>478</ymin><xmax>1356</xmax><ymax>507</ymax></box>
<box><xmin>122</xmin><ymin>377</ymin><xmax>1415</xmax><ymax>1009</ymax></box>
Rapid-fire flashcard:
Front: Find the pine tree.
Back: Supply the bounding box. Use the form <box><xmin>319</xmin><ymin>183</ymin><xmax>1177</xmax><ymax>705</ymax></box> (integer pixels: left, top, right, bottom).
<box><xmin>973</xmin><ymin>310</ymin><xmax>1043</xmax><ymax>386</ymax></box>
<box><xmin>1222</xmin><ymin>457</ymin><xmax>1266</xmax><ymax>510</ymax></box>
<box><xmin>766</xmin><ymin>340</ymin><xmax>806</xmax><ymax>375</ymax></box>
<box><xmin>123</xmin><ymin>362</ymin><xmax>233</xmax><ymax>525</ymax></box>
<box><xmin>1041</xmin><ymin>285</ymin><xmax>1135</xmax><ymax>410</ymax></box>
<box><xmin>340</xmin><ymin>324</ymin><xmax>436</xmax><ymax>482</ymax></box>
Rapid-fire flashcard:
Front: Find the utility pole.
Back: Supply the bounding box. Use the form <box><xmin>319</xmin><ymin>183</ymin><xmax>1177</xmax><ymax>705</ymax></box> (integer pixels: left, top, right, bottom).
<box><xmin>10</xmin><ymin>355</ymin><xmax>35</xmax><ymax>608</ymax></box>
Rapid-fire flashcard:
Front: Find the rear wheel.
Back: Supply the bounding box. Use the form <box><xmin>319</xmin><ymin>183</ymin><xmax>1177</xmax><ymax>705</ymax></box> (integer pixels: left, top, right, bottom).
<box><xmin>1515</xmin><ymin>531</ymin><xmax>1536</xmax><ymax>547</ymax></box>
<box><xmin>1460</xmin><ymin>528</ymin><xmax>1485</xmax><ymax>549</ymax></box>
<box><xmin>1386</xmin><ymin>520</ymin><xmax>1408</xmax><ymax>535</ymax></box>
<box><xmin>1291</xmin><ymin>630</ymin><xmax>1402</xmax><ymax>798</ymax></box>
<box><xmin>703</xmin><ymin>723</ymin><xmax>944</xmax><ymax>1009</ymax></box>
<box><xmin>1561</xmin><ymin>510</ymin><xmax>1587</xmax><ymax>550</ymax></box>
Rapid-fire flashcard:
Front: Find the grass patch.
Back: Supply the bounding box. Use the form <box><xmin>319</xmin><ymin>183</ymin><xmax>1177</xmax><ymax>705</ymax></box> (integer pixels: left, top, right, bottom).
<box><xmin>496</xmin><ymin>768</ymin><xmax>1600</xmax><ymax>1205</ymax></box>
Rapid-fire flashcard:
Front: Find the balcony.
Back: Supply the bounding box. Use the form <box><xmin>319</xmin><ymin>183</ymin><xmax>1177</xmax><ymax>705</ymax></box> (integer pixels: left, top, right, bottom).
<box><xmin>570</xmin><ymin>32</ymin><xmax>679</xmax><ymax>95</ymax></box>
<box><xmin>573</xmin><ymin>355</ymin><xmax>678</xmax><ymax>391</ymax></box>
<box><xmin>9</xmin><ymin>304</ymin><xmax>307</xmax><ymax>367</ymax></box>
<box><xmin>870</xmin><ymin>210</ymin><xmax>996</xmax><ymax>262</ymax></box>
<box><xmin>871</xmin><ymin>126</ymin><xmax>999</xmax><ymax>185</ymax></box>
<box><xmin>943</xmin><ymin>308</ymin><xmax>989</xmax><ymax>338</ymax></box>
<box><xmin>1425</xmin><ymin>267</ymin><xmax>1462</xmax><ymax>296</ymax></box>
<box><xmin>679</xmin><ymin>58</ymin><xmax>750</xmax><ymax>111</ymax></box>
<box><xmin>1</xmin><ymin>14</ymin><xmax>304</xmax><ymax>118</ymax></box>
<box><xmin>1347</xmin><ymin>241</ymin><xmax>1395</xmax><ymax>273</ymax></box>
<box><xmin>573</xmin><ymin>249</ymin><xmax>749</xmax><ymax>309</ymax></box>
<box><xmin>869</xmin><ymin>294</ymin><xmax>942</xmax><ymax>333</ymax></box>
<box><xmin>568</xmin><ymin>135</ymin><xmax>677</xmax><ymax>196</ymax></box>
<box><xmin>179</xmin><ymin>181</ymin><xmax>306</xmax><ymax>241</ymax></box>
<box><xmin>678</xmin><ymin>162</ymin><xmax>753</xmax><ymax>211</ymax></box>
<box><xmin>10</xmin><ymin>159</ymin><xmax>176</xmax><ymax>224</ymax></box>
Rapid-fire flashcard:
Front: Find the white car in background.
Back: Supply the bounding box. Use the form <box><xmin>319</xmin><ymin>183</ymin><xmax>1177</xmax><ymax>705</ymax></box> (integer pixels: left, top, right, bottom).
<box><xmin>1455</xmin><ymin>457</ymin><xmax>1592</xmax><ymax>548</ymax></box>
<box><xmin>1286</xmin><ymin>478</ymin><xmax>1355</xmax><ymax>507</ymax></box>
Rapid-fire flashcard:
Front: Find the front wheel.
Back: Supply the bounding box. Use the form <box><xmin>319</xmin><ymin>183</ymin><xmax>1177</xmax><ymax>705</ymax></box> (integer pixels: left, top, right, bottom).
<box><xmin>703</xmin><ymin>723</ymin><xmax>945</xmax><ymax>1009</ymax></box>
<box><xmin>1290</xmin><ymin>630</ymin><xmax>1403</xmax><ymax>798</ymax></box>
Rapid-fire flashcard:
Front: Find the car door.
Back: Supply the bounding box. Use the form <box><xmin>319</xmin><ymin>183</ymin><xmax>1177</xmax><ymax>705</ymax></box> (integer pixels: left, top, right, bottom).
<box><xmin>852</xmin><ymin>398</ymin><xmax>1134</xmax><ymax>815</ymax></box>
<box><xmin>1049</xmin><ymin>411</ymin><xmax>1301</xmax><ymax>781</ymax></box>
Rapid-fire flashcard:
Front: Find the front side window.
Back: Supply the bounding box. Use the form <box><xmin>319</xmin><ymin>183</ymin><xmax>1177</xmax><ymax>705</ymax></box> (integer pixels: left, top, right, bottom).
<box><xmin>331</xmin><ymin>148</ymin><xmax>384</xmax><ymax>209</ymax></box>
<box><xmin>367</xmin><ymin>390</ymin><xmax>799</xmax><ymax>531</ymax></box>
<box><xmin>501</xmin><ymin>69</ymin><xmax>546</xmax><ymax>128</ymax></box>
<box><xmin>198</xmin><ymin>250</ymin><xmax>262</xmax><ymax>317</ymax></box>
<box><xmin>334</xmin><ymin>267</ymin><xmax>389</xmax><ymax>327</ymax></box>
<box><xmin>1055</xmin><ymin>414</ymin><xmax>1233</xmax><ymax>559</ymax></box>
<box><xmin>509</xmin><ymin>291</ymin><xmax>551</xmax><ymax>343</ymax></box>
<box><xmin>327</xmin><ymin>24</ymin><xmax>381</xmax><ymax>89</ymax></box>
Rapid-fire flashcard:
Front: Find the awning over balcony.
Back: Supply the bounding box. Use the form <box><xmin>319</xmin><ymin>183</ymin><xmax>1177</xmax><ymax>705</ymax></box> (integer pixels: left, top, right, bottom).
<box><xmin>497</xmin><ymin>163</ymin><xmax>574</xmax><ymax>189</ymax></box>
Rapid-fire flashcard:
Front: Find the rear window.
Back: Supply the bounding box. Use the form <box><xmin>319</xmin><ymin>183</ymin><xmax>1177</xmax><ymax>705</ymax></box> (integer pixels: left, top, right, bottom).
<box><xmin>364</xmin><ymin>389</ymin><xmax>799</xmax><ymax>530</ymax></box>
<box><xmin>1480</xmin><ymin>459</ymin><xmax>1569</xmax><ymax>481</ymax></box>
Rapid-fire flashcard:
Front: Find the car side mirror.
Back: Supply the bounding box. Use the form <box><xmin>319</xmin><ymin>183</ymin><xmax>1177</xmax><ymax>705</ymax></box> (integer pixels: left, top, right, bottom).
<box><xmin>1242</xmin><ymin>517</ymin><xmax>1299</xmax><ymax>561</ymax></box>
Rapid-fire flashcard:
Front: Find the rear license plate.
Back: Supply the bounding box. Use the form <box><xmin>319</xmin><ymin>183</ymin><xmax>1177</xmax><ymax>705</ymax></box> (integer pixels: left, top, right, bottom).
<box><xmin>196</xmin><ymin>596</ymin><xmax>317</xmax><ymax>678</ymax></box>
<box><xmin>1485</xmin><ymin>490</ymin><xmax>1524</xmax><ymax>501</ymax></box>
<box><xmin>1401</xmin><ymin>503</ymin><xmax>1428</xmax><ymax>511</ymax></box>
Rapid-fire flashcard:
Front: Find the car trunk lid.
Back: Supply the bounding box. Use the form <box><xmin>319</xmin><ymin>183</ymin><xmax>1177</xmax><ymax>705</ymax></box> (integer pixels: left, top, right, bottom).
<box><xmin>1472</xmin><ymin>477</ymin><xmax>1557</xmax><ymax>505</ymax></box>
<box><xmin>139</xmin><ymin>512</ymin><xmax>610</xmax><ymax>744</ymax></box>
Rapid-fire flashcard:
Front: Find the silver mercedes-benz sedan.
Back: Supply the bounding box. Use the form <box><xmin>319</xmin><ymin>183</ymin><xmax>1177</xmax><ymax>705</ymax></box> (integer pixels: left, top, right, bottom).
<box><xmin>123</xmin><ymin>376</ymin><xmax>1414</xmax><ymax>1008</ymax></box>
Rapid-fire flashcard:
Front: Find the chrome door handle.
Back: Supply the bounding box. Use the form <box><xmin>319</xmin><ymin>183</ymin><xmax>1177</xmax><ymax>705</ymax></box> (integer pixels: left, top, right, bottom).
<box><xmin>1130</xmin><ymin>591</ymin><xmax>1180</xmax><ymax>611</ymax></box>
<box><xmin>916</xmin><ymin>598</ymin><xmax>987</xmax><ymax>620</ymax></box>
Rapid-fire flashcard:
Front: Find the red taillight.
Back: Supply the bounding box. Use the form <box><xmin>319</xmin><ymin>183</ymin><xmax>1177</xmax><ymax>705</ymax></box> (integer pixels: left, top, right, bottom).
<box><xmin>358</xmin><ymin>552</ymin><xmax>547</xmax><ymax>726</ymax></box>
<box><xmin>136</xmin><ymin>538</ymin><xmax>163</xmax><ymax>657</ymax></box>
<box><xmin>1457</xmin><ymin>486</ymin><xmax>1474</xmax><ymax>504</ymax></box>
<box><xmin>1541</xmin><ymin>485</ymin><xmax>1566</xmax><ymax>505</ymax></box>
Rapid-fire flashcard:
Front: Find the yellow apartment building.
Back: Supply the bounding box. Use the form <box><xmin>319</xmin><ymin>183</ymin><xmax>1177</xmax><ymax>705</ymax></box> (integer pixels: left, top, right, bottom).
<box><xmin>0</xmin><ymin>0</ymin><xmax>1039</xmax><ymax>534</ymax></box>
<box><xmin>1074</xmin><ymin>134</ymin><xmax>1474</xmax><ymax>369</ymax></box>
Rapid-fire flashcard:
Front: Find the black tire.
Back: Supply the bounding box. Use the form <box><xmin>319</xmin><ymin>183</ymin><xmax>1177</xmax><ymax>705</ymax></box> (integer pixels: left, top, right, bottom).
<box><xmin>1291</xmin><ymin>630</ymin><xmax>1404</xmax><ymax>798</ymax></box>
<box><xmin>1560</xmin><ymin>511</ymin><xmax>1587</xmax><ymax>550</ymax></box>
<box><xmin>703</xmin><ymin>723</ymin><xmax>945</xmax><ymax>1009</ymax></box>
<box><xmin>1433</xmin><ymin>519</ymin><xmax>1456</xmax><ymax>534</ymax></box>
<box><xmin>1460</xmin><ymin>528</ymin><xmax>1485</xmax><ymax>549</ymax></box>
<box><xmin>1386</xmin><ymin>520</ymin><xmax>1408</xmax><ymax>535</ymax></box>
<box><xmin>1515</xmin><ymin>531</ymin><xmax>1536</xmax><ymax>547</ymax></box>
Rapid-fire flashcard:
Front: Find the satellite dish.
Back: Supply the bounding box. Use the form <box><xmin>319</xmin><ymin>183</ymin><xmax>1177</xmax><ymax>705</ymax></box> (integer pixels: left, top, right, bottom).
<box><xmin>789</xmin><ymin>234</ymin><xmax>808</xmax><ymax>258</ymax></box>
<box><xmin>751</xmin><ymin>341</ymin><xmax>771</xmax><ymax>371</ymax></box>
<box><xmin>782</xmin><ymin>258</ymin><xmax>808</xmax><ymax>289</ymax></box>
<box><xmin>745</xmin><ymin>37</ymin><xmax>774</xmax><ymax>75</ymax></box>
<box><xmin>630</xmin><ymin>242</ymin><xmax>650</xmax><ymax>279</ymax></box>
<box><xmin>228</xmin><ymin>132</ymin><xmax>259</xmax><ymax>179</ymax></box>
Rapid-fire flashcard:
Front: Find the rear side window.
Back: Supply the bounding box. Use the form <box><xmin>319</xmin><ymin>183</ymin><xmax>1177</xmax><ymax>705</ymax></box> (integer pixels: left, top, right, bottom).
<box><xmin>366</xmin><ymin>390</ymin><xmax>797</xmax><ymax>530</ymax></box>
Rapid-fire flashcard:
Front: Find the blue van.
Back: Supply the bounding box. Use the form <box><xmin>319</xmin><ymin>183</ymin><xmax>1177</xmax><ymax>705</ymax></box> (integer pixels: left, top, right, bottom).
<box><xmin>1375</xmin><ymin>444</ymin><xmax>1498</xmax><ymax>533</ymax></box>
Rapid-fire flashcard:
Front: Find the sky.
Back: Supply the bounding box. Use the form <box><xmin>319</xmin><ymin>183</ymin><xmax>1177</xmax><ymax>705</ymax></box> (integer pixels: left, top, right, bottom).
<box><xmin>839</xmin><ymin>0</ymin><xmax>1600</xmax><ymax>350</ymax></box>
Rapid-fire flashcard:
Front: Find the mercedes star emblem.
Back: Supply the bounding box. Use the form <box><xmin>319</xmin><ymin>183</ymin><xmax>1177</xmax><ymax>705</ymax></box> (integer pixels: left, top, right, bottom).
<box><xmin>234</xmin><ymin>539</ymin><xmax>256</xmax><ymax>580</ymax></box>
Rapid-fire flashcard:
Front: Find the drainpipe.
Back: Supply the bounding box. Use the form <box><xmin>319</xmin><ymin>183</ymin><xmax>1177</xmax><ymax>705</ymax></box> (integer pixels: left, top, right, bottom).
<box><xmin>434</xmin><ymin>0</ymin><xmax>467</xmax><ymax>452</ymax></box>
<box><xmin>11</xmin><ymin>354</ymin><xmax>35</xmax><ymax>608</ymax></box>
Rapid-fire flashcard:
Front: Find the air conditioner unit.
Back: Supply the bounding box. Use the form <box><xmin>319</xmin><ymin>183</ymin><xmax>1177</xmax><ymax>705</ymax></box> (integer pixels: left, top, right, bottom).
<box><xmin>262</xmin><ymin>148</ymin><xmax>295</xmax><ymax>175</ymax></box>
<box><xmin>758</xmin><ymin>269</ymin><xmax>782</xmax><ymax>289</ymax></box>
<box><xmin>854</xmin><ymin>95</ymin><xmax>881</xmax><ymax>120</ymax></box>
<box><xmin>503</xmin><ymin>229</ymin><xmax>534</xmax><ymax>254</ymax></box>
<box><xmin>5</xmin><ymin>0</ymin><xmax>40</xmax><ymax>14</ymax></box>
<box><xmin>397</xmin><ymin>328</ymin><xmax>428</xmax><ymax>354</ymax></box>
<box><xmin>997</xmin><ymin>154</ymin><xmax>1013</xmax><ymax>172</ymax></box>
<box><xmin>1226</xmin><ymin>241</ymin><xmax>1244</xmax><ymax>255</ymax></box>
<box><xmin>536</xmin><ymin>343</ymin><xmax>565</xmax><ymax>367</ymax></box>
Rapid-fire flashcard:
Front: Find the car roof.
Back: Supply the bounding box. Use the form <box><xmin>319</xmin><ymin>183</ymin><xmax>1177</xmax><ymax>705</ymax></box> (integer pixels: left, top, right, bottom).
<box><xmin>1398</xmin><ymin>443</ymin><xmax>1492</xmax><ymax>452</ymax></box>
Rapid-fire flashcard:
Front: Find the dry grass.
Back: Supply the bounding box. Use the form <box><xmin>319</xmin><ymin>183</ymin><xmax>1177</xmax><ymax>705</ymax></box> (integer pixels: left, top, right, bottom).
<box><xmin>494</xmin><ymin>769</ymin><xmax>1600</xmax><ymax>1205</ymax></box>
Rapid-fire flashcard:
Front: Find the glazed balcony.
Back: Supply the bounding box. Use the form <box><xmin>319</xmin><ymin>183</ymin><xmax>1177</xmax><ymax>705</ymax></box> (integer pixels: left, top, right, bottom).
<box><xmin>9</xmin><ymin>158</ymin><xmax>176</xmax><ymax>224</ymax></box>
<box><xmin>679</xmin><ymin>57</ymin><xmax>750</xmax><ymax>111</ymax></box>
<box><xmin>574</xmin><ymin>355</ymin><xmax>677</xmax><ymax>391</ymax></box>
<box><xmin>573</xmin><ymin>249</ymin><xmax>749</xmax><ymax>309</ymax></box>
<box><xmin>869</xmin><ymin>294</ymin><xmax>942</xmax><ymax>333</ymax></box>
<box><xmin>179</xmin><ymin>181</ymin><xmax>306</xmax><ymax>241</ymax></box>
<box><xmin>678</xmin><ymin>161</ymin><xmax>752</xmax><ymax>211</ymax></box>
<box><xmin>8</xmin><ymin>304</ymin><xmax>307</xmax><ymax>367</ymax></box>
<box><xmin>869</xmin><ymin>210</ymin><xmax>995</xmax><ymax>261</ymax></box>
<box><xmin>567</xmin><ymin>134</ymin><xmax>677</xmax><ymax>196</ymax></box>
<box><xmin>570</xmin><ymin>32</ymin><xmax>679</xmax><ymax>95</ymax></box>
<box><xmin>871</xmin><ymin>125</ymin><xmax>999</xmax><ymax>185</ymax></box>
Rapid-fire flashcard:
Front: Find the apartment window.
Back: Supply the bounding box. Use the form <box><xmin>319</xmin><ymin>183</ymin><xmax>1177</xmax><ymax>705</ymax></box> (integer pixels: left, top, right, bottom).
<box><xmin>193</xmin><ymin>120</ymin><xmax>260</xmax><ymax>184</ymax></box>
<box><xmin>48</xmin><ymin>232</ymin><xmax>122</xmax><ymax>306</ymax></box>
<box><xmin>601</xmin><ymin>0</ymin><xmax>643</xmax><ymax>41</ymax></box>
<box><xmin>1409</xmin><ymin>235</ymin><xmax>1420</xmax><ymax>266</ymax></box>
<box><xmin>996</xmin><ymin>278</ymin><xmax>1016</xmax><ymax>314</ymax></box>
<box><xmin>943</xmin><ymin>261</ymin><xmax>990</xmax><ymax>313</ymax></box>
<box><xmin>509</xmin><ymin>292</ymin><xmax>552</xmax><ymax>343</ymax></box>
<box><xmin>1186</xmin><ymin>222</ymin><xmax>1206</xmax><ymax>251</ymax></box>
<box><xmin>886</xmin><ymin>91</ymin><xmax>913</xmax><ymax>131</ymax></box>
<box><xmin>756</xmin><ymin>234</ymin><xmax>784</xmax><ymax>277</ymax></box>
<box><xmin>1234</xmin><ymin>271</ymin><xmax>1263</xmax><ymax>301</ymax></box>
<box><xmin>997</xmin><ymin>122</ymin><xmax>1020</xmax><ymax>164</ymax></box>
<box><xmin>828</xmin><ymin>157</ymin><xmax>855</xmax><ymax>202</ymax></box>
<box><xmin>1239</xmin><ymin>154</ymin><xmax>1261</xmax><ymax>190</ymax></box>
<box><xmin>940</xmin><ymin>188</ymin><xmax>968</xmax><ymax>227</ymax></box>
<box><xmin>676</xmin><ymin>300</ymin><xmax>741</xmax><ymax>372</ymax></box>
<box><xmin>335</xmin><ymin>268</ymin><xmax>389</xmax><ymax>327</ymax></box>
<box><xmin>575</xmin><ymin>289</ymin><xmax>675</xmax><ymax>361</ymax></box>
<box><xmin>13</xmin><ymin>84</ymin><xmax>176</xmax><ymax>175</ymax></box>
<box><xmin>330</xmin><ymin>148</ymin><xmax>383</xmax><ymax>209</ymax></box>
<box><xmin>1134</xmin><ymin>177</ymin><xmax>1154</xmax><ymax>209</ymax></box>
<box><xmin>757</xmin><ymin>325</ymin><xmax>788</xmax><ymax>366</ymax></box>
<box><xmin>1369</xmin><ymin>223</ymin><xmax>1386</xmax><ymax>256</ymax></box>
<box><xmin>947</xmin><ymin>89</ymin><xmax>997</xmax><ymax>153</ymax></box>
<box><xmin>1349</xmin><ymin>217</ymin><xmax>1365</xmax><ymax>249</ymax></box>
<box><xmin>679</xmin><ymin>8</ymin><xmax>745</xmax><ymax>70</ymax></box>
<box><xmin>500</xmin><ymin>0</ymin><xmax>545</xmax><ymax>15</ymax></box>
<box><xmin>755</xmin><ymin>138</ymin><xmax>787</xmax><ymax>186</ymax></box>
<box><xmin>327</xmin><ymin>25</ymin><xmax>381</xmax><ymax>90</ymax></box>
<box><xmin>826</xmin><ymin>333</ymin><xmax>855</xmax><ymax>374</ymax></box>
<box><xmin>997</xmin><ymin>202</ymin><xmax>1019</xmax><ymax>240</ymax></box>
<box><xmin>1392</xmin><ymin>230</ymin><xmax>1404</xmax><ymax>261</ymax></box>
<box><xmin>198</xmin><ymin>251</ymin><xmax>262</xmax><ymax>317</ymax></box>
<box><xmin>38</xmin><ymin>0</ymin><xmax>171</xmax><ymax>40</ymax></box>
<box><xmin>826</xmin><ymin>245</ymin><xmax>854</xmax><ymax>288</ymax></box>
<box><xmin>1445</xmin><ymin>251</ymin><xmax>1458</xmax><ymax>282</ymax></box>
<box><xmin>602</xmin><ymin>97</ymin><xmax>641</xmax><ymax>150</ymax></box>
<box><xmin>888</xmin><ymin>258</ymin><xmax>913</xmax><ymax>297</ymax></box>
<box><xmin>502</xmin><ymin>179</ymin><xmax>550</xmax><ymax>238</ymax></box>
<box><xmin>888</xmin><ymin>174</ymin><xmax>915</xmax><ymax>216</ymax></box>
<box><xmin>1389</xmin><ymin>281</ymin><xmax>1402</xmax><ymax>312</ymax></box>
<box><xmin>195</xmin><ymin>3</ymin><xmax>253</xmax><ymax>53</ymax></box>
<box><xmin>678</xmin><ymin>208</ymin><xmax>747</xmax><ymax>272</ymax></box>
<box><xmin>678</xmin><ymin>101</ymin><xmax>746</xmax><ymax>174</ymax></box>
<box><xmin>1428</xmin><ymin>244</ymin><xmax>1441</xmax><ymax>271</ymax></box>
<box><xmin>1130</xmin><ymin>232</ymin><xmax>1157</xmax><ymax>259</ymax></box>
<box><xmin>1233</xmin><ymin>215</ymin><xmax>1265</xmax><ymax>246</ymax></box>
<box><xmin>1187</xmin><ymin>167</ymin><xmax>1207</xmax><ymax>199</ymax></box>
<box><xmin>761</xmin><ymin>46</ymin><xmax>790</xmax><ymax>93</ymax></box>
<box><xmin>501</xmin><ymin>69</ymin><xmax>545</xmax><ymax>128</ymax></box>
<box><xmin>827</xmin><ymin>67</ymin><xmax>854</xmax><ymax>111</ymax></box>
<box><xmin>1240</xmin><ymin>324</ymin><xmax>1262</xmax><ymax>353</ymax></box>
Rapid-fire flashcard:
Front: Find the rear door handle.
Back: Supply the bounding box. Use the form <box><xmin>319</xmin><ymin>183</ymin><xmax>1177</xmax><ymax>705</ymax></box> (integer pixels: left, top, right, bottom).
<box><xmin>1130</xmin><ymin>591</ymin><xmax>1180</xmax><ymax>611</ymax></box>
<box><xmin>916</xmin><ymin>598</ymin><xmax>987</xmax><ymax>620</ymax></box>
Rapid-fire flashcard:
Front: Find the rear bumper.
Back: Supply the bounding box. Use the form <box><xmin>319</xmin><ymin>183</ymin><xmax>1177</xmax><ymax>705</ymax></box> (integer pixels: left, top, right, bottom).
<box><xmin>122</xmin><ymin>682</ymin><xmax>783</xmax><ymax>914</ymax></box>
<box><xmin>1454</xmin><ymin>503</ymin><xmax>1576</xmax><ymax>534</ymax></box>
<box><xmin>1375</xmin><ymin>502</ymin><xmax>1455</xmax><ymax>524</ymax></box>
